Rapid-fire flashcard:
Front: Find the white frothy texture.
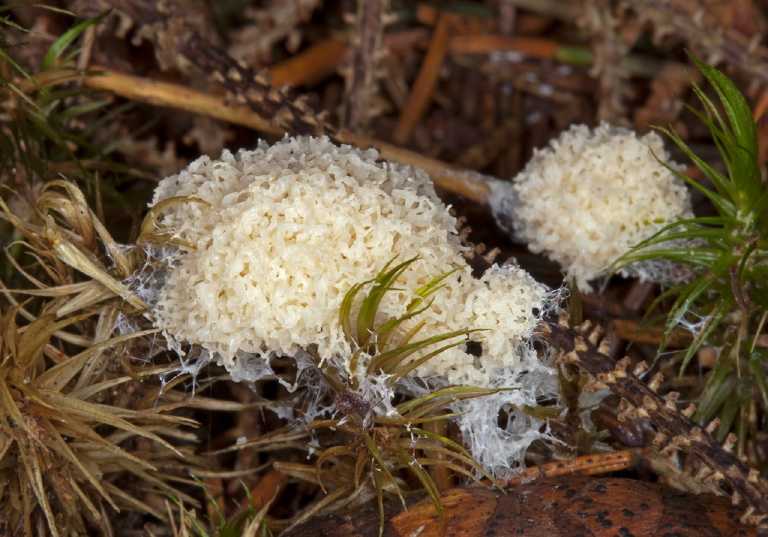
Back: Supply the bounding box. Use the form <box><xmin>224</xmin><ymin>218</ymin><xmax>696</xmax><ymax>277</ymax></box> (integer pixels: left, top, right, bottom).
<box><xmin>498</xmin><ymin>122</ymin><xmax>693</xmax><ymax>292</ymax></box>
<box><xmin>150</xmin><ymin>136</ymin><xmax>549</xmax><ymax>388</ymax></box>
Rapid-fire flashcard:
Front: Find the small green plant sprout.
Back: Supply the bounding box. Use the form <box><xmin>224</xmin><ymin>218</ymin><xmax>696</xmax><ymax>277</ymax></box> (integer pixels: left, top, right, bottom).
<box><xmin>0</xmin><ymin>8</ymin><xmax>129</xmax><ymax>189</ymax></box>
<box><xmin>337</xmin><ymin>255</ymin><xmax>482</xmax><ymax>391</ymax></box>
<box><xmin>611</xmin><ymin>55</ymin><xmax>768</xmax><ymax>461</ymax></box>
<box><xmin>300</xmin><ymin>256</ymin><xmax>503</xmax><ymax>536</ymax></box>
<box><xmin>165</xmin><ymin>476</ymin><xmax>274</xmax><ymax>537</ymax></box>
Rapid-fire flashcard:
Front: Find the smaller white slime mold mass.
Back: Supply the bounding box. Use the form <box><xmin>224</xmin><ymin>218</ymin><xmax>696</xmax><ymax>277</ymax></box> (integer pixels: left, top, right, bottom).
<box><xmin>509</xmin><ymin>122</ymin><xmax>693</xmax><ymax>292</ymax></box>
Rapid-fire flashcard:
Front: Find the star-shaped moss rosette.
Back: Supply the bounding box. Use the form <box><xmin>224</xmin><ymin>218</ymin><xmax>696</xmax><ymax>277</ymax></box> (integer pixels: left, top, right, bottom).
<box><xmin>295</xmin><ymin>256</ymin><xmax>503</xmax><ymax>536</ymax></box>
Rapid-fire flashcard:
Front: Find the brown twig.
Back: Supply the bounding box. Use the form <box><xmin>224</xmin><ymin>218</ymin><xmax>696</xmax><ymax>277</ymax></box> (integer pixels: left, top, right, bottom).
<box><xmin>609</xmin><ymin>318</ymin><xmax>693</xmax><ymax>346</ymax></box>
<box><xmin>340</xmin><ymin>130</ymin><xmax>494</xmax><ymax>202</ymax></box>
<box><xmin>84</xmin><ymin>68</ymin><xmax>278</xmax><ymax>134</ymax></box>
<box><xmin>449</xmin><ymin>35</ymin><xmax>561</xmax><ymax>59</ymax></box>
<box><xmin>83</xmin><ymin>68</ymin><xmax>495</xmax><ymax>203</ymax></box>
<box><xmin>492</xmin><ymin>450</ymin><xmax>635</xmax><ymax>487</ymax></box>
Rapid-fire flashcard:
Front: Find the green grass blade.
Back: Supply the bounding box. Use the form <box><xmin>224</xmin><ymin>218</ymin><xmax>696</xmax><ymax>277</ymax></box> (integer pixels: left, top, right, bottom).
<box><xmin>655</xmin><ymin>126</ymin><xmax>736</xmax><ymax>215</ymax></box>
<box><xmin>355</xmin><ymin>256</ymin><xmax>416</xmax><ymax>347</ymax></box>
<box><xmin>42</xmin><ymin>11</ymin><xmax>109</xmax><ymax>70</ymax></box>
<box><xmin>360</xmin><ymin>430</ymin><xmax>406</xmax><ymax>509</ymax></box>
<box><xmin>368</xmin><ymin>328</ymin><xmax>478</xmax><ymax>375</ymax></box>
<box><xmin>676</xmin><ymin>299</ymin><xmax>731</xmax><ymax>371</ymax></box>
<box><xmin>407</xmin><ymin>266</ymin><xmax>463</xmax><ymax>311</ymax></box>
<box><xmin>397</xmin><ymin>386</ymin><xmax>507</xmax><ymax>417</ymax></box>
<box><xmin>0</xmin><ymin>46</ymin><xmax>34</xmax><ymax>81</ymax></box>
<box><xmin>340</xmin><ymin>280</ymin><xmax>368</xmax><ymax>346</ymax></box>
<box><xmin>389</xmin><ymin>445</ymin><xmax>444</xmax><ymax>534</ymax></box>
<box><xmin>372</xmin><ymin>465</ymin><xmax>386</xmax><ymax>537</ymax></box>
<box><xmin>163</xmin><ymin>489</ymin><xmax>212</xmax><ymax>537</ymax></box>
<box><xmin>693</xmin><ymin>343</ymin><xmax>737</xmax><ymax>424</ymax></box>
<box><xmin>750</xmin><ymin>349</ymin><xmax>768</xmax><ymax>412</ymax></box>
<box><xmin>373</xmin><ymin>412</ymin><xmax>466</xmax><ymax>426</ymax></box>
<box><xmin>375</xmin><ymin>300</ymin><xmax>432</xmax><ymax>347</ymax></box>
<box><xmin>388</xmin><ymin>338</ymin><xmax>482</xmax><ymax>383</ymax></box>
<box><xmin>52</xmin><ymin>97</ymin><xmax>111</xmax><ymax>121</ymax></box>
<box><xmin>689</xmin><ymin>55</ymin><xmax>758</xmax><ymax>180</ymax></box>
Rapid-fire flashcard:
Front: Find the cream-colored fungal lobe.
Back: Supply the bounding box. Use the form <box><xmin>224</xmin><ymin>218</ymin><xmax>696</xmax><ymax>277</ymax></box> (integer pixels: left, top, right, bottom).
<box><xmin>151</xmin><ymin>136</ymin><xmax>548</xmax><ymax>386</ymax></box>
<box><xmin>508</xmin><ymin>122</ymin><xmax>693</xmax><ymax>292</ymax></box>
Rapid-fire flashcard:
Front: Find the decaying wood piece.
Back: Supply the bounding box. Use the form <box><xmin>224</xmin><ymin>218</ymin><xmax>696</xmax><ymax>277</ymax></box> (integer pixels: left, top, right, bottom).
<box><xmin>282</xmin><ymin>475</ymin><xmax>756</xmax><ymax>537</ymax></box>
<box><xmin>542</xmin><ymin>317</ymin><xmax>768</xmax><ymax>534</ymax></box>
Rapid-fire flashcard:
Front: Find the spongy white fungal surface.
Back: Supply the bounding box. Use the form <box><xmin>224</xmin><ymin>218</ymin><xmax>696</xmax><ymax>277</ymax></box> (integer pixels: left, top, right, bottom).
<box><xmin>150</xmin><ymin>136</ymin><xmax>549</xmax><ymax>388</ymax></box>
<box><xmin>503</xmin><ymin>122</ymin><xmax>693</xmax><ymax>292</ymax></box>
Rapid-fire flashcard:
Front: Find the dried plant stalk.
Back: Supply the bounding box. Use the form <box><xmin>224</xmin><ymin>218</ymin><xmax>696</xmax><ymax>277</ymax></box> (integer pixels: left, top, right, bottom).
<box><xmin>343</xmin><ymin>0</ymin><xmax>388</xmax><ymax>131</ymax></box>
<box><xmin>82</xmin><ymin>68</ymin><xmax>496</xmax><ymax>203</ymax></box>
